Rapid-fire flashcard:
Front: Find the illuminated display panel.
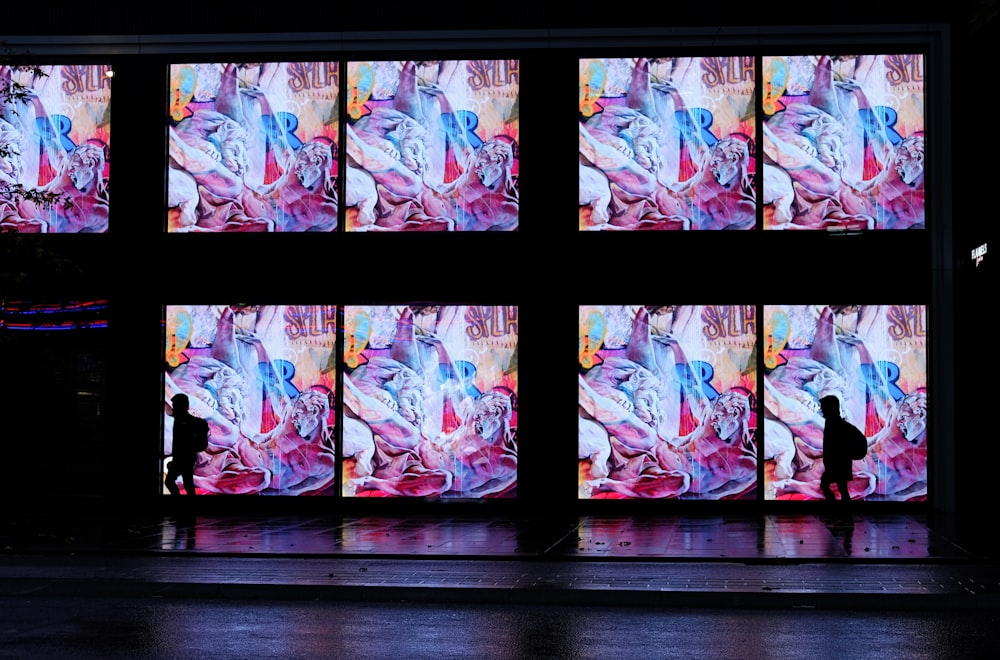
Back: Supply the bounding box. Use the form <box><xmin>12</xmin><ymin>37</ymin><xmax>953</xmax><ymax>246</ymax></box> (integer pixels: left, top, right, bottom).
<box><xmin>763</xmin><ymin>305</ymin><xmax>927</xmax><ymax>501</ymax></box>
<box><xmin>344</xmin><ymin>60</ymin><xmax>519</xmax><ymax>231</ymax></box>
<box><xmin>762</xmin><ymin>54</ymin><xmax>925</xmax><ymax>230</ymax></box>
<box><xmin>167</xmin><ymin>61</ymin><xmax>340</xmax><ymax>232</ymax></box>
<box><xmin>342</xmin><ymin>305</ymin><xmax>518</xmax><ymax>498</ymax></box>
<box><xmin>579</xmin><ymin>57</ymin><xmax>756</xmax><ymax>231</ymax></box>
<box><xmin>1</xmin><ymin>64</ymin><xmax>111</xmax><ymax>233</ymax></box>
<box><xmin>579</xmin><ymin>305</ymin><xmax>758</xmax><ymax>500</ymax></box>
<box><xmin>162</xmin><ymin>305</ymin><xmax>338</xmax><ymax>496</ymax></box>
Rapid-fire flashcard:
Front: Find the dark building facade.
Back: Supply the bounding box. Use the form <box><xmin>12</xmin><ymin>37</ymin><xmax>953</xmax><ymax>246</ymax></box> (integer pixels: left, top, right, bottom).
<box><xmin>0</xmin><ymin>3</ymin><xmax>990</xmax><ymax>552</ymax></box>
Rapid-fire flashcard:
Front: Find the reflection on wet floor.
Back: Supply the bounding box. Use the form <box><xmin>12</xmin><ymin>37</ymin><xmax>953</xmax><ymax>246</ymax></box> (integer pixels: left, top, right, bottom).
<box><xmin>112</xmin><ymin>513</ymin><xmax>974</xmax><ymax>561</ymax></box>
<box><xmin>0</xmin><ymin>510</ymin><xmax>974</xmax><ymax>561</ymax></box>
<box><xmin>567</xmin><ymin>515</ymin><xmax>960</xmax><ymax>560</ymax></box>
<box><xmin>3</xmin><ymin>511</ymin><xmax>994</xmax><ymax>607</ymax></box>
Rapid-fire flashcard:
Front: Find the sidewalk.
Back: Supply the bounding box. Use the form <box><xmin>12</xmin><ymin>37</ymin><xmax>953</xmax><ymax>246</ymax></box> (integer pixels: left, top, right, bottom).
<box><xmin>2</xmin><ymin>511</ymin><xmax>998</xmax><ymax>609</ymax></box>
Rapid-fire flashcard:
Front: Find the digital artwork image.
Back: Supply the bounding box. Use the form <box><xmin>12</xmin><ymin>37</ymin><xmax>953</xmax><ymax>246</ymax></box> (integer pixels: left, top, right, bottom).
<box><xmin>579</xmin><ymin>305</ymin><xmax>758</xmax><ymax>499</ymax></box>
<box><xmin>1</xmin><ymin>64</ymin><xmax>111</xmax><ymax>233</ymax></box>
<box><xmin>763</xmin><ymin>305</ymin><xmax>927</xmax><ymax>501</ymax></box>
<box><xmin>163</xmin><ymin>305</ymin><xmax>338</xmax><ymax>496</ymax></box>
<box><xmin>579</xmin><ymin>57</ymin><xmax>755</xmax><ymax>230</ymax></box>
<box><xmin>167</xmin><ymin>61</ymin><xmax>339</xmax><ymax>232</ymax></box>
<box><xmin>344</xmin><ymin>60</ymin><xmax>519</xmax><ymax>231</ymax></box>
<box><xmin>342</xmin><ymin>305</ymin><xmax>518</xmax><ymax>498</ymax></box>
<box><xmin>762</xmin><ymin>55</ymin><xmax>924</xmax><ymax>230</ymax></box>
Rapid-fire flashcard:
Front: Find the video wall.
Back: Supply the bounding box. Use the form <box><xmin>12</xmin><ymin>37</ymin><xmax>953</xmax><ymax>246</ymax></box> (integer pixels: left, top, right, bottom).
<box><xmin>1</xmin><ymin>63</ymin><xmax>111</xmax><ymax>233</ymax></box>
<box><xmin>164</xmin><ymin>58</ymin><xmax>519</xmax><ymax>232</ymax></box>
<box><xmin>579</xmin><ymin>53</ymin><xmax>924</xmax><ymax>231</ymax></box>
<box><xmin>577</xmin><ymin>304</ymin><xmax>928</xmax><ymax>502</ymax></box>
<box><xmin>162</xmin><ymin>304</ymin><xmax>519</xmax><ymax>498</ymax></box>
<box><xmin>0</xmin><ymin>54</ymin><xmax>925</xmax><ymax>234</ymax></box>
<box><xmin>127</xmin><ymin>38</ymin><xmax>934</xmax><ymax>506</ymax></box>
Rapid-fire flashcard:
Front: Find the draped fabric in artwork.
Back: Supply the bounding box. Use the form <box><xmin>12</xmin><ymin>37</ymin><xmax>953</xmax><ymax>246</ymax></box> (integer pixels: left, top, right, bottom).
<box><xmin>163</xmin><ymin>305</ymin><xmax>338</xmax><ymax>496</ymax></box>
<box><xmin>167</xmin><ymin>62</ymin><xmax>339</xmax><ymax>232</ymax></box>
<box><xmin>344</xmin><ymin>60</ymin><xmax>519</xmax><ymax>232</ymax></box>
<box><xmin>342</xmin><ymin>305</ymin><xmax>518</xmax><ymax>498</ymax></box>
<box><xmin>762</xmin><ymin>55</ymin><xmax>924</xmax><ymax>230</ymax></box>
<box><xmin>764</xmin><ymin>305</ymin><xmax>927</xmax><ymax>501</ymax></box>
<box><xmin>579</xmin><ymin>57</ymin><xmax>755</xmax><ymax>231</ymax></box>
<box><xmin>579</xmin><ymin>305</ymin><xmax>757</xmax><ymax>500</ymax></box>
<box><xmin>2</xmin><ymin>64</ymin><xmax>111</xmax><ymax>233</ymax></box>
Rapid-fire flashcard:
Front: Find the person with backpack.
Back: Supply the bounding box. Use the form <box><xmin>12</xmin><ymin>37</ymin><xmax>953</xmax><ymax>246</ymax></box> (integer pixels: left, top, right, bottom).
<box><xmin>818</xmin><ymin>395</ymin><xmax>865</xmax><ymax>522</ymax></box>
<box><xmin>165</xmin><ymin>393</ymin><xmax>209</xmax><ymax>497</ymax></box>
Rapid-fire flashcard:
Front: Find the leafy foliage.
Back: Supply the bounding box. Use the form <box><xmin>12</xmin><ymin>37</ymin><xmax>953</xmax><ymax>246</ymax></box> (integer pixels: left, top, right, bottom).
<box><xmin>1</xmin><ymin>49</ymin><xmax>83</xmax><ymax>304</ymax></box>
<box><xmin>0</xmin><ymin>50</ymin><xmax>72</xmax><ymax>210</ymax></box>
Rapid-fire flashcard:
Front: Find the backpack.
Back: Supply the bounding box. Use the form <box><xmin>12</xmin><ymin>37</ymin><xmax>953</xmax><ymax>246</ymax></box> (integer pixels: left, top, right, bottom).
<box><xmin>845</xmin><ymin>421</ymin><xmax>868</xmax><ymax>460</ymax></box>
<box><xmin>192</xmin><ymin>416</ymin><xmax>210</xmax><ymax>452</ymax></box>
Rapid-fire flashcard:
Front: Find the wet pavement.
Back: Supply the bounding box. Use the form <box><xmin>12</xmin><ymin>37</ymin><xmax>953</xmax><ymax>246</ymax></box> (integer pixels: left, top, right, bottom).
<box><xmin>6</xmin><ymin>595</ymin><xmax>997</xmax><ymax>659</ymax></box>
<box><xmin>2</xmin><ymin>510</ymin><xmax>998</xmax><ymax>610</ymax></box>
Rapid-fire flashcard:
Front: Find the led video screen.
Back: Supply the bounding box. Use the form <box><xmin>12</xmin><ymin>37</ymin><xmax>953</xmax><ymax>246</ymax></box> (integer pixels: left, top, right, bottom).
<box><xmin>1</xmin><ymin>64</ymin><xmax>111</xmax><ymax>233</ymax></box>
<box><xmin>763</xmin><ymin>305</ymin><xmax>927</xmax><ymax>501</ymax></box>
<box><xmin>162</xmin><ymin>305</ymin><xmax>338</xmax><ymax>495</ymax></box>
<box><xmin>579</xmin><ymin>305</ymin><xmax>758</xmax><ymax>499</ymax></box>
<box><xmin>579</xmin><ymin>57</ymin><xmax>756</xmax><ymax>230</ymax></box>
<box><xmin>344</xmin><ymin>60</ymin><xmax>519</xmax><ymax>231</ymax></box>
<box><xmin>342</xmin><ymin>305</ymin><xmax>518</xmax><ymax>498</ymax></box>
<box><xmin>167</xmin><ymin>61</ymin><xmax>340</xmax><ymax>232</ymax></box>
<box><xmin>762</xmin><ymin>54</ymin><xmax>924</xmax><ymax>230</ymax></box>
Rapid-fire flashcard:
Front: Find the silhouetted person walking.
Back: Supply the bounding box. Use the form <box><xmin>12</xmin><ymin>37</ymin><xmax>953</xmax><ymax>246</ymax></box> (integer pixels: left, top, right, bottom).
<box><xmin>819</xmin><ymin>395</ymin><xmax>856</xmax><ymax>522</ymax></box>
<box><xmin>165</xmin><ymin>393</ymin><xmax>208</xmax><ymax>497</ymax></box>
